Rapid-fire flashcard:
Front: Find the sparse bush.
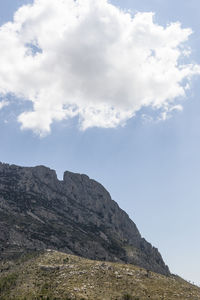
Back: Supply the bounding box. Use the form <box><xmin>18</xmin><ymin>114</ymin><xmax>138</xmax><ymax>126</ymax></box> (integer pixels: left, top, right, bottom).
<box><xmin>122</xmin><ymin>294</ymin><xmax>133</xmax><ymax>300</ymax></box>
<box><xmin>63</xmin><ymin>257</ymin><xmax>69</xmax><ymax>264</ymax></box>
<box><xmin>0</xmin><ymin>272</ymin><xmax>18</xmax><ymax>293</ymax></box>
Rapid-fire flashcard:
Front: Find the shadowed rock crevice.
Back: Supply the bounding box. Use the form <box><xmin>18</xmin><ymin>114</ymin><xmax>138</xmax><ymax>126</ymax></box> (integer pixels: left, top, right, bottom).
<box><xmin>0</xmin><ymin>162</ymin><xmax>169</xmax><ymax>275</ymax></box>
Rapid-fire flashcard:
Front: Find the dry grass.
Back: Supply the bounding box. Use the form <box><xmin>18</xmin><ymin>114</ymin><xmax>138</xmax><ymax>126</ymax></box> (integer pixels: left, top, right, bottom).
<box><xmin>0</xmin><ymin>250</ymin><xmax>199</xmax><ymax>300</ymax></box>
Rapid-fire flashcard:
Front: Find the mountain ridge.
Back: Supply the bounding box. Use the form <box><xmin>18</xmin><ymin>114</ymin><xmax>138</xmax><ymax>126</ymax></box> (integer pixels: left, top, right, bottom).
<box><xmin>0</xmin><ymin>162</ymin><xmax>169</xmax><ymax>275</ymax></box>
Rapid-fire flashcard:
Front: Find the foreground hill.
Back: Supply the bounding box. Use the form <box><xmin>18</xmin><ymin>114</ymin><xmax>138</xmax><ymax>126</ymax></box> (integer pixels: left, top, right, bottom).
<box><xmin>0</xmin><ymin>163</ymin><xmax>169</xmax><ymax>275</ymax></box>
<box><xmin>0</xmin><ymin>250</ymin><xmax>199</xmax><ymax>300</ymax></box>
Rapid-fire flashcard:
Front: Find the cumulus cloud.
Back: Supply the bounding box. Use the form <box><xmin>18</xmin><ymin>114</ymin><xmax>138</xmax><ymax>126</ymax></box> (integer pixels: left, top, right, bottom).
<box><xmin>0</xmin><ymin>0</ymin><xmax>199</xmax><ymax>135</ymax></box>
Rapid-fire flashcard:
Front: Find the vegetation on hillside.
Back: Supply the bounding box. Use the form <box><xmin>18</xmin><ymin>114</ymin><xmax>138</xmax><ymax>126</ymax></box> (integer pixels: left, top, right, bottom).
<box><xmin>0</xmin><ymin>250</ymin><xmax>199</xmax><ymax>300</ymax></box>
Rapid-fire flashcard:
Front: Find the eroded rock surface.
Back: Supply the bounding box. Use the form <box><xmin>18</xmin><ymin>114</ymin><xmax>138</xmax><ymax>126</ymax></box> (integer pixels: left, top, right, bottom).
<box><xmin>0</xmin><ymin>162</ymin><xmax>169</xmax><ymax>275</ymax></box>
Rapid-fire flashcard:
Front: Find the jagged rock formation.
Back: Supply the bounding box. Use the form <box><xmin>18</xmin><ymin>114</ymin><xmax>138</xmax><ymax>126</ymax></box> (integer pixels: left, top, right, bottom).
<box><xmin>0</xmin><ymin>162</ymin><xmax>169</xmax><ymax>275</ymax></box>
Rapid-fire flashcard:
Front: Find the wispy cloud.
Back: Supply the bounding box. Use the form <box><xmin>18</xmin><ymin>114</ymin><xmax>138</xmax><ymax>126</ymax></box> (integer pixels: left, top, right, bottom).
<box><xmin>0</xmin><ymin>0</ymin><xmax>199</xmax><ymax>136</ymax></box>
<box><xmin>0</xmin><ymin>100</ymin><xmax>9</xmax><ymax>110</ymax></box>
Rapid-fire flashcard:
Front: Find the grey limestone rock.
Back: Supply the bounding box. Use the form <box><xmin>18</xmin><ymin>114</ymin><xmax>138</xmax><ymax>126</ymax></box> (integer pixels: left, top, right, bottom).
<box><xmin>0</xmin><ymin>162</ymin><xmax>169</xmax><ymax>275</ymax></box>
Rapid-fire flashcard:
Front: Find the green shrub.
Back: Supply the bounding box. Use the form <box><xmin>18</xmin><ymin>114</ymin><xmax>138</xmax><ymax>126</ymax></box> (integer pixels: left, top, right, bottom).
<box><xmin>0</xmin><ymin>273</ymin><xmax>18</xmax><ymax>293</ymax></box>
<box><xmin>123</xmin><ymin>294</ymin><xmax>133</xmax><ymax>300</ymax></box>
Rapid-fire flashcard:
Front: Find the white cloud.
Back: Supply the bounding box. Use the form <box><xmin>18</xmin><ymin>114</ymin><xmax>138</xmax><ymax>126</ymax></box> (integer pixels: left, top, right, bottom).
<box><xmin>159</xmin><ymin>104</ymin><xmax>183</xmax><ymax>121</ymax></box>
<box><xmin>0</xmin><ymin>0</ymin><xmax>199</xmax><ymax>136</ymax></box>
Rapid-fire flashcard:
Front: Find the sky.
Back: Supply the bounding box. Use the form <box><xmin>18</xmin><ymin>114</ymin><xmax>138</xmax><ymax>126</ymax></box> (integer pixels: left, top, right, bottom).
<box><xmin>0</xmin><ymin>0</ymin><xmax>200</xmax><ymax>285</ymax></box>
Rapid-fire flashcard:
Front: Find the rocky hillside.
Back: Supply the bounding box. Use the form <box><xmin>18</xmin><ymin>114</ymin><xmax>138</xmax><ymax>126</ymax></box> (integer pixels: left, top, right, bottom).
<box><xmin>0</xmin><ymin>162</ymin><xmax>169</xmax><ymax>275</ymax></box>
<box><xmin>0</xmin><ymin>250</ymin><xmax>200</xmax><ymax>300</ymax></box>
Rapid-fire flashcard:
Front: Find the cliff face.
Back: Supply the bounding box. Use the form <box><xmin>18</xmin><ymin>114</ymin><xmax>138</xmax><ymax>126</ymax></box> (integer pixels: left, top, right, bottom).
<box><xmin>0</xmin><ymin>163</ymin><xmax>169</xmax><ymax>275</ymax></box>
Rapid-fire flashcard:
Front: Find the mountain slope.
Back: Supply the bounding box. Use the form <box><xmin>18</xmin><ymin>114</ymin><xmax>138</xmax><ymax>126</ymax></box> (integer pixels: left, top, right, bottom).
<box><xmin>0</xmin><ymin>162</ymin><xmax>169</xmax><ymax>275</ymax></box>
<box><xmin>0</xmin><ymin>250</ymin><xmax>200</xmax><ymax>300</ymax></box>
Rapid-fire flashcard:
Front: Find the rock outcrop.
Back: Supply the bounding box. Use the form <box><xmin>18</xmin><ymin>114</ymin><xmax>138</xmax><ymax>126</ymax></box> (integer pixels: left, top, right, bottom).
<box><xmin>0</xmin><ymin>162</ymin><xmax>169</xmax><ymax>275</ymax></box>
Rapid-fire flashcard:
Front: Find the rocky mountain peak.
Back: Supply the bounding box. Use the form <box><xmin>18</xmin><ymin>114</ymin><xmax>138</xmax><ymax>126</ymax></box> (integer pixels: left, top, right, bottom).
<box><xmin>0</xmin><ymin>162</ymin><xmax>169</xmax><ymax>276</ymax></box>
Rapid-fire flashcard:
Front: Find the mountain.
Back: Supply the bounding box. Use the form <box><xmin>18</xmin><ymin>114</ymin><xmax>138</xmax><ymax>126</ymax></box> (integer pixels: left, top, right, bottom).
<box><xmin>0</xmin><ymin>250</ymin><xmax>200</xmax><ymax>300</ymax></box>
<box><xmin>0</xmin><ymin>162</ymin><xmax>169</xmax><ymax>276</ymax></box>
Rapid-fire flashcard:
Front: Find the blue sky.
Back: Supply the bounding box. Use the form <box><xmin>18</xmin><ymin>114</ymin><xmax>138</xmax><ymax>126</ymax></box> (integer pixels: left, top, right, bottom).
<box><xmin>0</xmin><ymin>0</ymin><xmax>200</xmax><ymax>285</ymax></box>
